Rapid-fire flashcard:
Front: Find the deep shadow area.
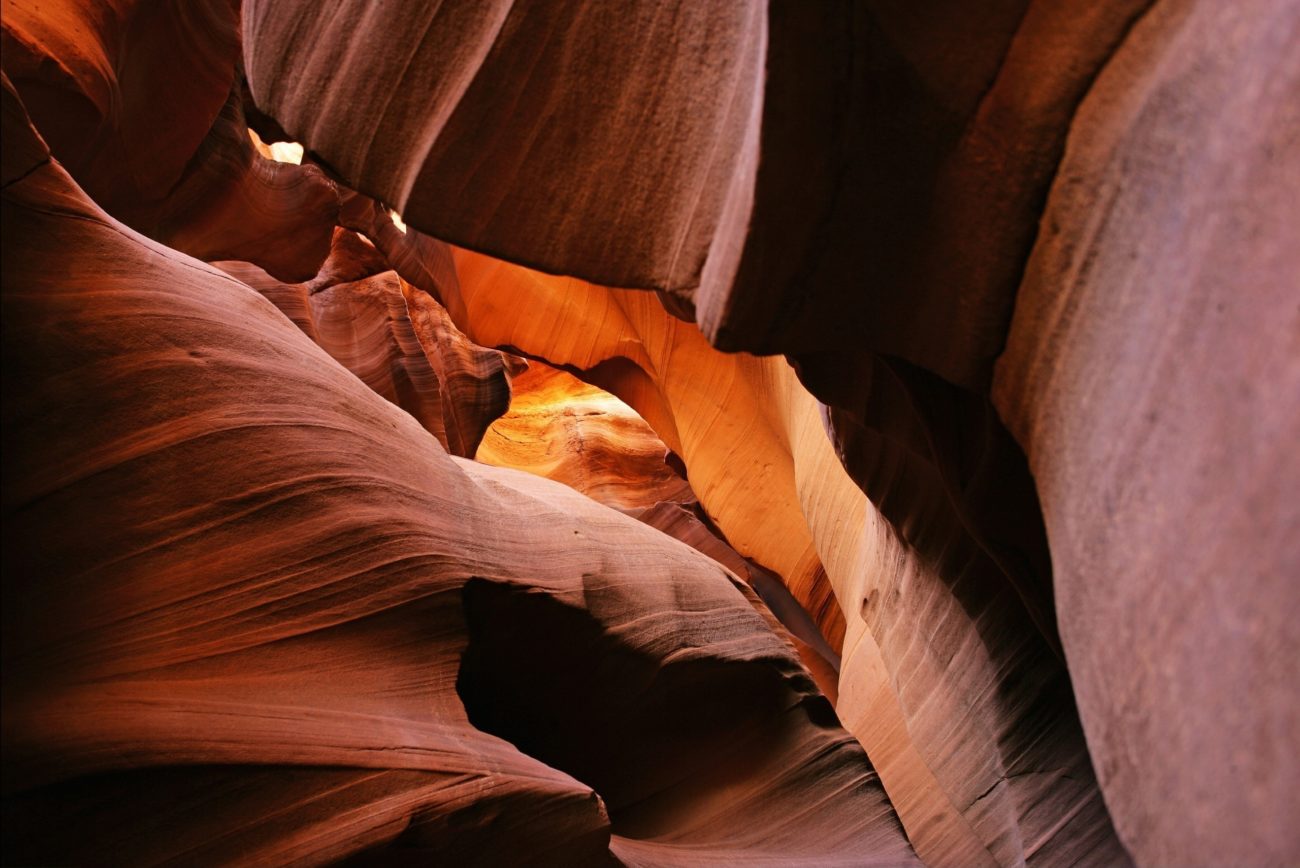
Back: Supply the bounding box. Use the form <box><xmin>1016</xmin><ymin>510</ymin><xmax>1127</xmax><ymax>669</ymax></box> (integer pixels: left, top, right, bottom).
<box><xmin>794</xmin><ymin>349</ymin><xmax>1059</xmax><ymax>657</ymax></box>
<box><xmin>455</xmin><ymin>576</ymin><xmax>820</xmax><ymax>837</ymax></box>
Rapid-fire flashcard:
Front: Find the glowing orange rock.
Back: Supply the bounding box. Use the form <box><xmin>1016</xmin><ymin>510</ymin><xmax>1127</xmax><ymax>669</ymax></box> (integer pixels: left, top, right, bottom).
<box><xmin>477</xmin><ymin>362</ymin><xmax>694</xmax><ymax>512</ymax></box>
<box><xmin>1</xmin><ymin>81</ymin><xmax>917</xmax><ymax>866</ymax></box>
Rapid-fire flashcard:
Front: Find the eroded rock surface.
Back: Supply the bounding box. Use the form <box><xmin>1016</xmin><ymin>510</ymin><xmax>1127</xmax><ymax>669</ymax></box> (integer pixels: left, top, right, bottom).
<box><xmin>4</xmin><ymin>0</ymin><xmax>1297</xmax><ymax>866</ymax></box>
<box><xmin>477</xmin><ymin>362</ymin><xmax>695</xmax><ymax>511</ymax></box>
<box><xmin>1</xmin><ymin>87</ymin><xmax>917</xmax><ymax>866</ymax></box>
<box><xmin>216</xmin><ymin>229</ymin><xmax>514</xmax><ymax>458</ymax></box>
<box><xmin>393</xmin><ymin>247</ymin><xmax>1125</xmax><ymax>867</ymax></box>
<box><xmin>993</xmin><ymin>2</ymin><xmax>1300</xmax><ymax>863</ymax></box>
<box><xmin>236</xmin><ymin>3</ymin><xmax>1298</xmax><ymax>864</ymax></box>
<box><xmin>2</xmin><ymin>0</ymin><xmax>337</xmax><ymax>281</ymax></box>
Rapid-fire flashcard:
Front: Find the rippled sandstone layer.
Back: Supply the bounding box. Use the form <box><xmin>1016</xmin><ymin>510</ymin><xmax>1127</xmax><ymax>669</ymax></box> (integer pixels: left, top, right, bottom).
<box><xmin>3</xmin><ymin>1</ymin><xmax>1298</xmax><ymax>866</ymax></box>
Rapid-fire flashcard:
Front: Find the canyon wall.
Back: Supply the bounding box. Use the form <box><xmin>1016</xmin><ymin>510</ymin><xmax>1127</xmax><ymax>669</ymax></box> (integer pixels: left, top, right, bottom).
<box><xmin>2</xmin><ymin>78</ymin><xmax>917</xmax><ymax>866</ymax></box>
<box><xmin>3</xmin><ymin>0</ymin><xmax>1297</xmax><ymax>865</ymax></box>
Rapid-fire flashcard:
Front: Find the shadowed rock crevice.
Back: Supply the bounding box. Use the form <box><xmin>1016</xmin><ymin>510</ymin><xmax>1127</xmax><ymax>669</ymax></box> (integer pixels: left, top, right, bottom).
<box><xmin>4</xmin><ymin>764</ymin><xmax>618</xmax><ymax>868</ymax></box>
<box><xmin>797</xmin><ymin>351</ymin><xmax>1059</xmax><ymax>657</ymax></box>
<box><xmin>455</xmin><ymin>576</ymin><xmax>829</xmax><ymax>839</ymax></box>
<box><xmin>3</xmin><ymin>0</ymin><xmax>1296</xmax><ymax>864</ymax></box>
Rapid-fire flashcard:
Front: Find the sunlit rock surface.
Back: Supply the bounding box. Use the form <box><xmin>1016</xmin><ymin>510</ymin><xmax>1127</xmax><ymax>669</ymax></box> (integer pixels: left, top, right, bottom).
<box><xmin>474</xmin><ymin>364</ymin><xmax>842</xmax><ymax>701</ymax></box>
<box><xmin>418</xmin><ymin>248</ymin><xmax>1126</xmax><ymax>867</ymax></box>
<box><xmin>477</xmin><ymin>362</ymin><xmax>695</xmax><ymax>512</ymax></box>
<box><xmin>1</xmin><ymin>83</ymin><xmax>916</xmax><ymax>866</ymax></box>
<box><xmin>3</xmin><ymin>0</ymin><xmax>1298</xmax><ymax>865</ymax></box>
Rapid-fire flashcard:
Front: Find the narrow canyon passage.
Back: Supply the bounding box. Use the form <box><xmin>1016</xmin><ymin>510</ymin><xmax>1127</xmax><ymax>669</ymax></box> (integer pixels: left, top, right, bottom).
<box><xmin>2</xmin><ymin>2</ymin><xmax>1296</xmax><ymax>867</ymax></box>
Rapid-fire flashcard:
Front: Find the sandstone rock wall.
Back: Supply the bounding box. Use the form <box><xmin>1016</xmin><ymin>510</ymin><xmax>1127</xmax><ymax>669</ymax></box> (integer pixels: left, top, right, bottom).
<box><xmin>2</xmin><ymin>80</ymin><xmax>917</xmax><ymax>866</ymax></box>
<box><xmin>3</xmin><ymin>0</ymin><xmax>1297</xmax><ymax>865</ymax></box>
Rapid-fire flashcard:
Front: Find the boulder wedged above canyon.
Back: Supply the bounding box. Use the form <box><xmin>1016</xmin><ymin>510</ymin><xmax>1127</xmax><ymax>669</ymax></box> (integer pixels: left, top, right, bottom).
<box><xmin>0</xmin><ymin>87</ymin><xmax>917</xmax><ymax>866</ymax></box>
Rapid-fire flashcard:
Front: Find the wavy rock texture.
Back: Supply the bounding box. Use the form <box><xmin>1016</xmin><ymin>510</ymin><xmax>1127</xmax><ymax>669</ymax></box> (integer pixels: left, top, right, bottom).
<box><xmin>216</xmin><ymin>229</ymin><xmax>514</xmax><ymax>458</ymax></box>
<box><xmin>632</xmin><ymin>501</ymin><xmax>843</xmax><ymax>706</ymax></box>
<box><xmin>477</xmin><ymin>362</ymin><xmax>695</xmax><ymax>512</ymax></box>
<box><xmin>239</xmin><ymin>3</ymin><xmax>1300</xmax><ymax>865</ymax></box>
<box><xmin>430</xmin><ymin>247</ymin><xmax>847</xmax><ymax>653</ymax></box>
<box><xmin>992</xmin><ymin>1</ymin><xmax>1300</xmax><ymax>864</ymax></box>
<box><xmin>0</xmin><ymin>90</ymin><xmax>917</xmax><ymax>866</ymax></box>
<box><xmin>470</xmin><ymin>366</ymin><xmax>841</xmax><ymax>700</ymax></box>
<box><xmin>2</xmin><ymin>0</ymin><xmax>337</xmax><ymax>281</ymax></box>
<box><xmin>237</xmin><ymin>14</ymin><xmax>1097</xmax><ymax>864</ymax></box>
<box><xmin>5</xmin><ymin>0</ymin><xmax>1297</xmax><ymax>866</ymax></box>
<box><xmin>373</xmin><ymin>243</ymin><xmax>1126</xmax><ymax>867</ymax></box>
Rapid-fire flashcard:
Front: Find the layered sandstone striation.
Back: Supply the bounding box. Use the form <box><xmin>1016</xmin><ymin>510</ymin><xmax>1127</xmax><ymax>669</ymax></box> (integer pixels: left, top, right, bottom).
<box><xmin>476</xmin><ymin>362</ymin><xmax>695</xmax><ymax>512</ymax></box>
<box><xmin>215</xmin><ymin>228</ymin><xmax>516</xmax><ymax>458</ymax></box>
<box><xmin>1</xmin><ymin>83</ymin><xmax>917</xmax><ymax>866</ymax></box>
<box><xmin>238</xmin><ymin>2</ymin><xmax>1297</xmax><ymax>864</ymax></box>
<box><xmin>3</xmin><ymin>0</ymin><xmax>1297</xmax><ymax>866</ymax></box>
<box><xmin>419</xmin><ymin>248</ymin><xmax>1126</xmax><ymax>867</ymax></box>
<box><xmin>472</xmin><ymin>364</ymin><xmax>843</xmax><ymax>700</ymax></box>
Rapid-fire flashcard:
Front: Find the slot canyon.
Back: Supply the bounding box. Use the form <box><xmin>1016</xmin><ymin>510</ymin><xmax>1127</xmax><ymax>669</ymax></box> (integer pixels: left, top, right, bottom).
<box><xmin>1</xmin><ymin>1</ymin><xmax>1297</xmax><ymax>866</ymax></box>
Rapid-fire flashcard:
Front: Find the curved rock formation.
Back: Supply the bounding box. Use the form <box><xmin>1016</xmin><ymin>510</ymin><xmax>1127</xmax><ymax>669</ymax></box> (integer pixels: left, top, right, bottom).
<box><xmin>2</xmin><ymin>0</ymin><xmax>337</xmax><ymax>281</ymax></box>
<box><xmin>373</xmin><ymin>244</ymin><xmax>1121</xmax><ymax>867</ymax></box>
<box><xmin>469</xmin><ymin>359</ymin><xmax>845</xmax><ymax>701</ymax></box>
<box><xmin>216</xmin><ymin>229</ymin><xmax>514</xmax><ymax>458</ymax></box>
<box><xmin>447</xmin><ymin>249</ymin><xmax>847</xmax><ymax>649</ymax></box>
<box><xmin>237</xmin><ymin>3</ymin><xmax>1300</xmax><ymax>865</ymax></box>
<box><xmin>1</xmin><ymin>87</ymin><xmax>916</xmax><ymax>866</ymax></box>
<box><xmin>4</xmin><ymin>1</ymin><xmax>1297</xmax><ymax>866</ymax></box>
<box><xmin>477</xmin><ymin>362</ymin><xmax>695</xmax><ymax>512</ymax></box>
<box><xmin>992</xmin><ymin>2</ymin><xmax>1300</xmax><ymax>863</ymax></box>
<box><xmin>632</xmin><ymin>501</ymin><xmax>843</xmax><ymax>706</ymax></box>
